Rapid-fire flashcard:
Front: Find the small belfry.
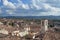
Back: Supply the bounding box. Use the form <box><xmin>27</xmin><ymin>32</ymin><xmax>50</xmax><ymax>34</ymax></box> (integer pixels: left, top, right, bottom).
<box><xmin>44</xmin><ymin>20</ymin><xmax>48</xmax><ymax>31</ymax></box>
<box><xmin>41</xmin><ymin>19</ymin><xmax>48</xmax><ymax>32</ymax></box>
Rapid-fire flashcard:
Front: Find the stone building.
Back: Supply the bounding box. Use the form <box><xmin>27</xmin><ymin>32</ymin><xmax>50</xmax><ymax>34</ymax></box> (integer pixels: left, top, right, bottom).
<box><xmin>41</xmin><ymin>19</ymin><xmax>48</xmax><ymax>32</ymax></box>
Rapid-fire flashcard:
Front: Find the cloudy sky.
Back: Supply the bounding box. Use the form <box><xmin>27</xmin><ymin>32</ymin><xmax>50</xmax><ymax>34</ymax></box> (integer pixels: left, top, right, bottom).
<box><xmin>0</xmin><ymin>0</ymin><xmax>60</xmax><ymax>16</ymax></box>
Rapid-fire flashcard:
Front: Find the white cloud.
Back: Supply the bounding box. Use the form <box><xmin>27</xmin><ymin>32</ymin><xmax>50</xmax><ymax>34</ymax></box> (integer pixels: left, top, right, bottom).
<box><xmin>17</xmin><ymin>0</ymin><xmax>30</xmax><ymax>9</ymax></box>
<box><xmin>21</xmin><ymin>4</ymin><xmax>29</xmax><ymax>9</ymax></box>
<box><xmin>39</xmin><ymin>6</ymin><xmax>60</xmax><ymax>16</ymax></box>
<box><xmin>2</xmin><ymin>0</ymin><xmax>48</xmax><ymax>10</ymax></box>
<box><xmin>1</xmin><ymin>0</ymin><xmax>60</xmax><ymax>16</ymax></box>
<box><xmin>3</xmin><ymin>0</ymin><xmax>16</xmax><ymax>9</ymax></box>
<box><xmin>16</xmin><ymin>0</ymin><xmax>42</xmax><ymax>10</ymax></box>
<box><xmin>43</xmin><ymin>4</ymin><xmax>51</xmax><ymax>9</ymax></box>
<box><xmin>17</xmin><ymin>0</ymin><xmax>22</xmax><ymax>3</ymax></box>
<box><xmin>6</xmin><ymin>9</ymin><xmax>15</xmax><ymax>14</ymax></box>
<box><xmin>42</xmin><ymin>3</ymin><xmax>60</xmax><ymax>11</ymax></box>
<box><xmin>32</xmin><ymin>3</ymin><xmax>60</xmax><ymax>16</ymax></box>
<box><xmin>40</xmin><ymin>11</ymin><xmax>60</xmax><ymax>16</ymax></box>
<box><xmin>31</xmin><ymin>0</ymin><xmax>41</xmax><ymax>9</ymax></box>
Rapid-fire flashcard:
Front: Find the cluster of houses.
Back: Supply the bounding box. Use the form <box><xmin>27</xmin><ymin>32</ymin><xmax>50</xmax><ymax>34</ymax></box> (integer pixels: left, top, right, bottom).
<box><xmin>0</xmin><ymin>18</ymin><xmax>60</xmax><ymax>40</ymax></box>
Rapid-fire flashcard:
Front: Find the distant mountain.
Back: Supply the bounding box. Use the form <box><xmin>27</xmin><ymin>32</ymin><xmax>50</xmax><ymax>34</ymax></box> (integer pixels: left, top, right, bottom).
<box><xmin>0</xmin><ymin>16</ymin><xmax>60</xmax><ymax>20</ymax></box>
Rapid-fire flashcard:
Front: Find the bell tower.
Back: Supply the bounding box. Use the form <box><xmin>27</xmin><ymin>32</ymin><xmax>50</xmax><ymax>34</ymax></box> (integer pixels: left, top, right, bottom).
<box><xmin>41</xmin><ymin>19</ymin><xmax>48</xmax><ymax>32</ymax></box>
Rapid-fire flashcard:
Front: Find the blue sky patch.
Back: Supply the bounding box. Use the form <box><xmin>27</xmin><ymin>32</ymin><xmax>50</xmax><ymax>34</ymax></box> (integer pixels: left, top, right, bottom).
<box><xmin>0</xmin><ymin>0</ymin><xmax>60</xmax><ymax>16</ymax></box>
